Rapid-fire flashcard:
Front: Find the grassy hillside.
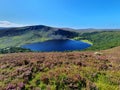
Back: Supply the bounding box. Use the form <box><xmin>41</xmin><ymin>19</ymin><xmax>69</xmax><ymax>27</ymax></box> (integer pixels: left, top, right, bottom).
<box><xmin>0</xmin><ymin>25</ymin><xmax>120</xmax><ymax>51</ymax></box>
<box><xmin>0</xmin><ymin>25</ymin><xmax>78</xmax><ymax>48</ymax></box>
<box><xmin>0</xmin><ymin>48</ymin><xmax>120</xmax><ymax>90</ymax></box>
<box><xmin>0</xmin><ymin>47</ymin><xmax>32</xmax><ymax>54</ymax></box>
<box><xmin>76</xmin><ymin>31</ymin><xmax>120</xmax><ymax>50</ymax></box>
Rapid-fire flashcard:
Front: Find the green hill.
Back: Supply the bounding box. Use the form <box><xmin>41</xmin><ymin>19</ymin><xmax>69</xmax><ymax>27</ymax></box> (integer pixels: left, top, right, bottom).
<box><xmin>0</xmin><ymin>25</ymin><xmax>120</xmax><ymax>51</ymax></box>
<box><xmin>80</xmin><ymin>31</ymin><xmax>120</xmax><ymax>50</ymax></box>
<box><xmin>0</xmin><ymin>25</ymin><xmax>78</xmax><ymax>48</ymax></box>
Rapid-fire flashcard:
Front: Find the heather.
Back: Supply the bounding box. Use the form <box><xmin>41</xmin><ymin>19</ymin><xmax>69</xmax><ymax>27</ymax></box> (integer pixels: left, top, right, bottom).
<box><xmin>0</xmin><ymin>49</ymin><xmax>120</xmax><ymax>90</ymax></box>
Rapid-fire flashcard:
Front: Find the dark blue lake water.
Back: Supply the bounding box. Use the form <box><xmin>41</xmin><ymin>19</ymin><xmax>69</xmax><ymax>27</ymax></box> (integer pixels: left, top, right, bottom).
<box><xmin>22</xmin><ymin>39</ymin><xmax>91</xmax><ymax>52</ymax></box>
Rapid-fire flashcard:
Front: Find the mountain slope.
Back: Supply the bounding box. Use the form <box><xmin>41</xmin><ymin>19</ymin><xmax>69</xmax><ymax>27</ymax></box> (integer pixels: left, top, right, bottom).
<box><xmin>77</xmin><ymin>31</ymin><xmax>120</xmax><ymax>50</ymax></box>
<box><xmin>0</xmin><ymin>25</ymin><xmax>120</xmax><ymax>50</ymax></box>
<box><xmin>103</xmin><ymin>46</ymin><xmax>120</xmax><ymax>62</ymax></box>
<box><xmin>0</xmin><ymin>25</ymin><xmax>78</xmax><ymax>48</ymax></box>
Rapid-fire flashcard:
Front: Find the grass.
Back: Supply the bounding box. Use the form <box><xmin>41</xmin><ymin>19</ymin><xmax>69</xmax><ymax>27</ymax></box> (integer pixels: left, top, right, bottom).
<box><xmin>0</xmin><ymin>33</ymin><xmax>50</xmax><ymax>48</ymax></box>
<box><xmin>72</xmin><ymin>37</ymin><xmax>93</xmax><ymax>45</ymax></box>
<box><xmin>80</xmin><ymin>40</ymin><xmax>93</xmax><ymax>45</ymax></box>
<box><xmin>82</xmin><ymin>31</ymin><xmax>120</xmax><ymax>50</ymax></box>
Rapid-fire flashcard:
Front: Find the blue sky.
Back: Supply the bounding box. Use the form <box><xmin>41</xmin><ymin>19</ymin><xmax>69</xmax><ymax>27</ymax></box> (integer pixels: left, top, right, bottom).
<box><xmin>0</xmin><ymin>0</ymin><xmax>120</xmax><ymax>28</ymax></box>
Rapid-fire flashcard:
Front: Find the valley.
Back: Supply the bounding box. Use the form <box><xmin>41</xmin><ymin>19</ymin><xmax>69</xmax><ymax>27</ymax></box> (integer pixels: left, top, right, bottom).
<box><xmin>0</xmin><ymin>25</ymin><xmax>120</xmax><ymax>51</ymax></box>
<box><xmin>0</xmin><ymin>25</ymin><xmax>120</xmax><ymax>90</ymax></box>
<box><xmin>1</xmin><ymin>0</ymin><xmax>120</xmax><ymax>90</ymax></box>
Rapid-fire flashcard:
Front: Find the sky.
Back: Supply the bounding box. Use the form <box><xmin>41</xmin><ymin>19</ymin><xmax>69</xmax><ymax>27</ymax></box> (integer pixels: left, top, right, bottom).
<box><xmin>0</xmin><ymin>0</ymin><xmax>120</xmax><ymax>28</ymax></box>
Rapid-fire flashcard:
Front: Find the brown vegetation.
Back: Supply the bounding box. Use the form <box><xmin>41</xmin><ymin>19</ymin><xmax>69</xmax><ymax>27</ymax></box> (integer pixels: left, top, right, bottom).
<box><xmin>0</xmin><ymin>49</ymin><xmax>120</xmax><ymax>90</ymax></box>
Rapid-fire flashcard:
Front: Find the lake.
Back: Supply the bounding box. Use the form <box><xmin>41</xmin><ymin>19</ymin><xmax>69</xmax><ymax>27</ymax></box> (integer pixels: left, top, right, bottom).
<box><xmin>22</xmin><ymin>39</ymin><xmax>91</xmax><ymax>52</ymax></box>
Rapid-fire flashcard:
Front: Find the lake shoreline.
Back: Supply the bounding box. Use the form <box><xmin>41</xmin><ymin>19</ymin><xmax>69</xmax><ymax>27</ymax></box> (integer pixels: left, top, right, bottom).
<box><xmin>22</xmin><ymin>39</ymin><xmax>91</xmax><ymax>52</ymax></box>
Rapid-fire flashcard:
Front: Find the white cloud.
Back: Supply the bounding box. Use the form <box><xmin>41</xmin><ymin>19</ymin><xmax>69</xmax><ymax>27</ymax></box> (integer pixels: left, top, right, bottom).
<box><xmin>0</xmin><ymin>21</ymin><xmax>27</xmax><ymax>27</ymax></box>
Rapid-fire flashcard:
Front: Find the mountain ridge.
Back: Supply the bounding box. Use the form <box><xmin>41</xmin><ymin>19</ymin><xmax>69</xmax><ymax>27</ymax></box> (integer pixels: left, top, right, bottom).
<box><xmin>1</xmin><ymin>24</ymin><xmax>120</xmax><ymax>31</ymax></box>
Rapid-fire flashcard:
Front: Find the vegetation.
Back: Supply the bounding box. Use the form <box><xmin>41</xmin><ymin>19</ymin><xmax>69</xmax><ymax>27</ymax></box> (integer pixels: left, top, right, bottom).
<box><xmin>0</xmin><ymin>25</ymin><xmax>120</xmax><ymax>51</ymax></box>
<box><xmin>0</xmin><ymin>26</ymin><xmax>120</xmax><ymax>90</ymax></box>
<box><xmin>74</xmin><ymin>31</ymin><xmax>120</xmax><ymax>50</ymax></box>
<box><xmin>81</xmin><ymin>40</ymin><xmax>93</xmax><ymax>45</ymax></box>
<box><xmin>0</xmin><ymin>47</ymin><xmax>31</xmax><ymax>54</ymax></box>
<box><xmin>0</xmin><ymin>25</ymin><xmax>78</xmax><ymax>48</ymax></box>
<box><xmin>0</xmin><ymin>48</ymin><xmax>120</xmax><ymax>90</ymax></box>
<box><xmin>73</xmin><ymin>37</ymin><xmax>93</xmax><ymax>45</ymax></box>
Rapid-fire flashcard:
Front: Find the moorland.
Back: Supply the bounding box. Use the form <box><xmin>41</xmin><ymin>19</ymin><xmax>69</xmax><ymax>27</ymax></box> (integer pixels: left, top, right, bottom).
<box><xmin>0</xmin><ymin>25</ymin><xmax>120</xmax><ymax>90</ymax></box>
